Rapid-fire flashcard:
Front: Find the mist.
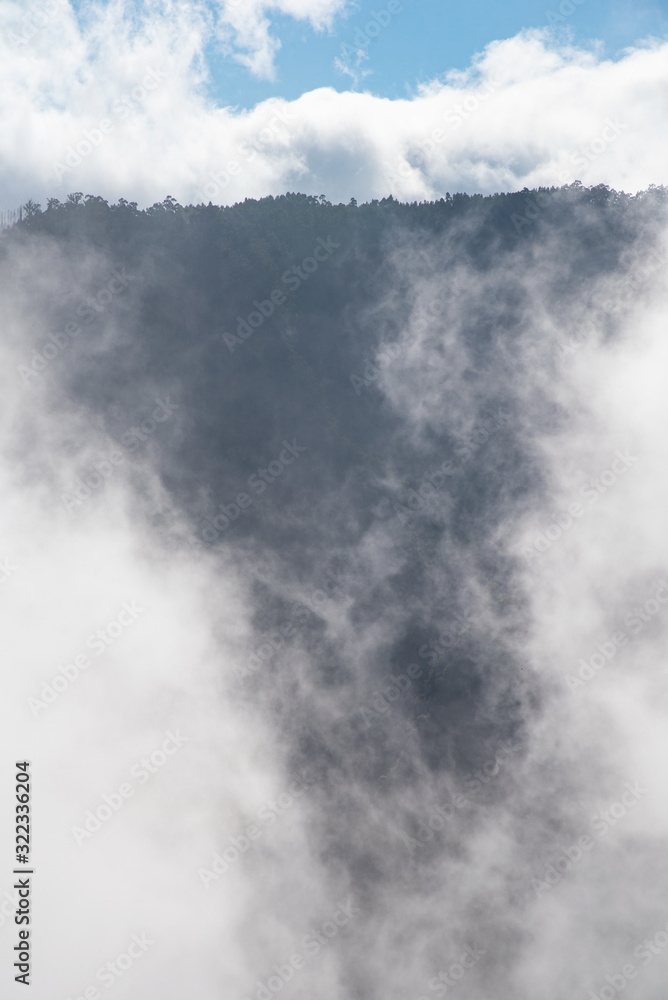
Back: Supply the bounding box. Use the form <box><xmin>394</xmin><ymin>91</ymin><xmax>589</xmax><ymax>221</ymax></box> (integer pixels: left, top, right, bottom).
<box><xmin>2</xmin><ymin>187</ymin><xmax>668</xmax><ymax>1000</ymax></box>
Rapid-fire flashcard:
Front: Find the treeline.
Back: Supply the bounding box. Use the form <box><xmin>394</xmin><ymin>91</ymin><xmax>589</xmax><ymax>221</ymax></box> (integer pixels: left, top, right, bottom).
<box><xmin>11</xmin><ymin>183</ymin><xmax>668</xmax><ymax>241</ymax></box>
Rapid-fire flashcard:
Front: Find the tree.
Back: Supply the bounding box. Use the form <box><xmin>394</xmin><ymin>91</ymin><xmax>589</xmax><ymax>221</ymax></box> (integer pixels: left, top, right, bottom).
<box><xmin>22</xmin><ymin>199</ymin><xmax>42</xmax><ymax>219</ymax></box>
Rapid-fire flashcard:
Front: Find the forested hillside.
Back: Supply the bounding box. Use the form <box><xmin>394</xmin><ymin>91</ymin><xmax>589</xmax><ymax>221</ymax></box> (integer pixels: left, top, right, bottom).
<box><xmin>3</xmin><ymin>184</ymin><xmax>668</xmax><ymax>999</ymax></box>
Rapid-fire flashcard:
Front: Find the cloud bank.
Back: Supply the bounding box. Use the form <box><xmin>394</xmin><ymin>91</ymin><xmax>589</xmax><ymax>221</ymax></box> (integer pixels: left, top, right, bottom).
<box><xmin>1</xmin><ymin>0</ymin><xmax>667</xmax><ymax>211</ymax></box>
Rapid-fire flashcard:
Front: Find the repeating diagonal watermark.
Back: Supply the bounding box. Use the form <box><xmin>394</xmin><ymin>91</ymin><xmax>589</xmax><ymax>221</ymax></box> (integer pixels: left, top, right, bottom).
<box><xmin>387</xmin><ymin>407</ymin><xmax>509</xmax><ymax>526</ymax></box>
<box><xmin>531</xmin><ymin>780</ymin><xmax>647</xmax><ymax>896</ymax></box>
<box><xmin>585</xmin><ymin>914</ymin><xmax>668</xmax><ymax>999</ymax></box>
<box><xmin>71</xmin><ymin>730</ymin><xmax>188</xmax><ymax>846</ymax></box>
<box><xmin>417</xmin><ymin>943</ymin><xmax>487</xmax><ymax>999</ymax></box>
<box><xmin>7</xmin><ymin>0</ymin><xmax>67</xmax><ymax>47</ymax></box>
<box><xmin>512</xmin><ymin>116</ymin><xmax>628</xmax><ymax>232</ymax></box>
<box><xmin>240</xmin><ymin>898</ymin><xmax>359</xmax><ymax>1000</ymax></box>
<box><xmin>198</xmin><ymin>105</ymin><xmax>296</xmax><ymax>203</ymax></box>
<box><xmin>0</xmin><ymin>557</ymin><xmax>17</xmax><ymax>584</ymax></box>
<box><xmin>358</xmin><ymin>662</ymin><xmax>424</xmax><ymax>727</ymax></box>
<box><xmin>17</xmin><ymin>266</ymin><xmax>136</xmax><ymax>387</ymax></box>
<box><xmin>52</xmin><ymin>68</ymin><xmax>170</xmax><ymax>181</ymax></box>
<box><xmin>27</xmin><ymin>601</ymin><xmax>144</xmax><ymax>717</ymax></box>
<box><xmin>61</xmin><ymin>397</ymin><xmax>179</xmax><ymax>512</ymax></box>
<box><xmin>386</xmin><ymin>79</ymin><xmax>499</xmax><ymax>188</ymax></box>
<box><xmin>349</xmin><ymin>340</ymin><xmax>403</xmax><ymax>395</ymax></box>
<box><xmin>64</xmin><ymin>933</ymin><xmax>154</xmax><ymax>999</ymax></box>
<box><xmin>400</xmin><ymin>739</ymin><xmax>523</xmax><ymax>855</ymax></box>
<box><xmin>198</xmin><ymin>773</ymin><xmax>317</xmax><ymax>889</ymax></box>
<box><xmin>545</xmin><ymin>0</ymin><xmax>586</xmax><ymax>27</ymax></box>
<box><xmin>334</xmin><ymin>1</ymin><xmax>403</xmax><ymax>85</ymax></box>
<box><xmin>557</xmin><ymin>245</ymin><xmax>666</xmax><ymax>358</ymax></box>
<box><xmin>235</xmin><ymin>569</ymin><xmax>342</xmax><ymax>682</ymax></box>
<box><xmin>521</xmin><ymin>450</ymin><xmax>638</xmax><ymax>562</ymax></box>
<box><xmin>566</xmin><ymin>578</ymin><xmax>668</xmax><ymax>691</ymax></box>
<box><xmin>221</xmin><ymin>236</ymin><xmax>341</xmax><ymax>354</ymax></box>
<box><xmin>195</xmin><ymin>437</ymin><xmax>307</xmax><ymax>546</ymax></box>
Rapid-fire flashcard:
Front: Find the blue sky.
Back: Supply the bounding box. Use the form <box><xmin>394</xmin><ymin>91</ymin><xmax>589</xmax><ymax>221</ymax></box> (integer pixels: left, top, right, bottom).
<box><xmin>63</xmin><ymin>0</ymin><xmax>668</xmax><ymax>110</ymax></box>
<box><xmin>203</xmin><ymin>0</ymin><xmax>668</xmax><ymax>108</ymax></box>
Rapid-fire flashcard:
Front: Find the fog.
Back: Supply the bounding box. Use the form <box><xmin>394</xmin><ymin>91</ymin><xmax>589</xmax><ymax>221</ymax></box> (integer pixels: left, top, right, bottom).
<box><xmin>2</xmin><ymin>190</ymin><xmax>668</xmax><ymax>999</ymax></box>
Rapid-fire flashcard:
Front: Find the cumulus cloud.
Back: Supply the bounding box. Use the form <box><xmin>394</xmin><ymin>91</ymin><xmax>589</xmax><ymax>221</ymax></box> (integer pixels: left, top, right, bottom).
<box><xmin>216</xmin><ymin>0</ymin><xmax>350</xmax><ymax>79</ymax></box>
<box><xmin>0</xmin><ymin>2</ymin><xmax>667</xmax><ymax>212</ymax></box>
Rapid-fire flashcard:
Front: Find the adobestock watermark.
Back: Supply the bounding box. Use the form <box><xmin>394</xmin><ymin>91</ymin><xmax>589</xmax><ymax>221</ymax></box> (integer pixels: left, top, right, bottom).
<box><xmin>197</xmin><ymin>438</ymin><xmax>307</xmax><ymax>545</ymax></box>
<box><xmin>545</xmin><ymin>0</ymin><xmax>585</xmax><ymax>27</ymax></box>
<box><xmin>390</xmin><ymin>407</ymin><xmax>509</xmax><ymax>526</ymax></box>
<box><xmin>52</xmin><ymin>67</ymin><xmax>169</xmax><ymax>180</ymax></box>
<box><xmin>458</xmin><ymin>738</ymin><xmax>524</xmax><ymax>797</ymax></box>
<box><xmin>8</xmin><ymin>0</ymin><xmax>67</xmax><ymax>47</ymax></box>
<box><xmin>558</xmin><ymin>245</ymin><xmax>666</xmax><ymax>357</ymax></box>
<box><xmin>587</xmin><ymin>964</ymin><xmax>639</xmax><ymax>1000</ymax></box>
<box><xmin>61</xmin><ymin>397</ymin><xmax>179</xmax><ymax>513</ymax></box>
<box><xmin>557</xmin><ymin>116</ymin><xmax>628</xmax><ymax>187</ymax></box>
<box><xmin>358</xmin><ymin>662</ymin><xmax>424</xmax><ymax>727</ymax></box>
<box><xmin>362</xmin><ymin>598</ymin><xmax>523</xmax><ymax>732</ymax></box>
<box><xmin>417</xmin><ymin>603</ymin><xmax>490</xmax><ymax>667</ymax></box>
<box><xmin>532</xmin><ymin>780</ymin><xmax>647</xmax><ymax>896</ymax></box>
<box><xmin>511</xmin><ymin>189</ymin><xmax>553</xmax><ymax>234</ymax></box>
<box><xmin>513</xmin><ymin>116</ymin><xmax>628</xmax><ymax>233</ymax></box>
<box><xmin>198</xmin><ymin>773</ymin><xmax>317</xmax><ymax>889</ymax></box>
<box><xmin>521</xmin><ymin>450</ymin><xmax>638</xmax><ymax>562</ymax></box>
<box><xmin>401</xmin><ymin>739</ymin><xmax>523</xmax><ymax>855</ymax></box>
<box><xmin>513</xmin><ymin>118</ymin><xmax>628</xmax><ymax>234</ymax></box>
<box><xmin>441</xmin><ymin>79</ymin><xmax>499</xmax><ymax>131</ymax></box>
<box><xmin>0</xmin><ymin>556</ymin><xmax>17</xmax><ymax>584</ymax></box>
<box><xmin>70</xmin><ymin>730</ymin><xmax>188</xmax><ymax>846</ymax></box>
<box><xmin>566</xmin><ymin>578</ymin><xmax>668</xmax><ymax>692</ymax></box>
<box><xmin>198</xmin><ymin>105</ymin><xmax>296</xmax><ymax>202</ymax></box>
<box><xmin>359</xmin><ymin>590</ymin><xmax>522</xmax><ymax>728</ymax></box>
<box><xmin>235</xmin><ymin>569</ymin><xmax>343</xmax><ymax>682</ymax></box>
<box><xmin>17</xmin><ymin>266</ymin><xmax>136</xmax><ymax>387</ymax></box>
<box><xmin>221</xmin><ymin>236</ymin><xmax>341</xmax><ymax>353</ymax></box>
<box><xmin>418</xmin><ymin>943</ymin><xmax>487</xmax><ymax>998</ymax></box>
<box><xmin>27</xmin><ymin>601</ymin><xmax>144</xmax><ymax>718</ymax></box>
<box><xmin>349</xmin><ymin>340</ymin><xmax>403</xmax><ymax>395</ymax></box>
<box><xmin>334</xmin><ymin>1</ymin><xmax>403</xmax><ymax>83</ymax></box>
<box><xmin>417</xmin><ymin>582</ymin><xmax>522</xmax><ymax>671</ymax></box>
<box><xmin>64</xmin><ymin>932</ymin><xmax>154</xmax><ymax>999</ymax></box>
<box><xmin>235</xmin><ymin>620</ymin><xmax>298</xmax><ymax>682</ymax></box>
<box><xmin>586</xmin><ymin>916</ymin><xmax>668</xmax><ymax>1000</ymax></box>
<box><xmin>240</xmin><ymin>898</ymin><xmax>359</xmax><ymax>1000</ymax></box>
<box><xmin>622</xmin><ymin>579</ymin><xmax>668</xmax><ymax>637</ymax></box>
<box><xmin>412</xmin><ymin>282</ymin><xmax>457</xmax><ymax>328</ymax></box>
<box><xmin>387</xmin><ymin>79</ymin><xmax>498</xmax><ymax>187</ymax></box>
<box><xmin>351</xmin><ymin>282</ymin><xmax>458</xmax><ymax>396</ymax></box>
<box><xmin>287</xmin><ymin>568</ymin><xmax>344</xmax><ymax>622</ymax></box>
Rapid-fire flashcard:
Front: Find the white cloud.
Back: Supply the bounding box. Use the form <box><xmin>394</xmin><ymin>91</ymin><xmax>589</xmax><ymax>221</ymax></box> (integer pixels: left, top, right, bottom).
<box><xmin>0</xmin><ymin>2</ymin><xmax>667</xmax><ymax>211</ymax></box>
<box><xmin>216</xmin><ymin>0</ymin><xmax>350</xmax><ymax>79</ymax></box>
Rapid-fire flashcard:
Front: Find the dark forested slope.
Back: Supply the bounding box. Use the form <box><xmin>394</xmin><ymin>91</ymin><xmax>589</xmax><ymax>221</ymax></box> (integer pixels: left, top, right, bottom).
<box><xmin>3</xmin><ymin>187</ymin><xmax>667</xmax><ymax>954</ymax></box>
